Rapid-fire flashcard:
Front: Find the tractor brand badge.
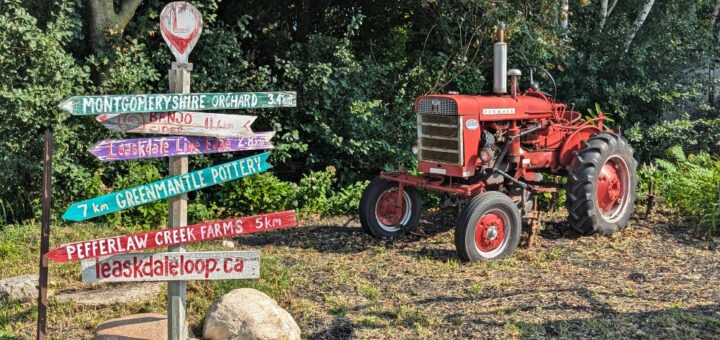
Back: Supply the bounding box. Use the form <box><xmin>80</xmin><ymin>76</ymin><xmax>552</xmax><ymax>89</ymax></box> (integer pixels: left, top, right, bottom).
<box><xmin>465</xmin><ymin>119</ymin><xmax>479</xmax><ymax>130</ymax></box>
<box><xmin>482</xmin><ymin>108</ymin><xmax>515</xmax><ymax>115</ymax></box>
<box><xmin>431</xmin><ymin>99</ymin><xmax>441</xmax><ymax>114</ymax></box>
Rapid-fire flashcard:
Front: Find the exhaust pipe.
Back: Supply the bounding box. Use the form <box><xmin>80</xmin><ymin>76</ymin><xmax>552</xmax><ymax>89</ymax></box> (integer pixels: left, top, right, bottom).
<box><xmin>493</xmin><ymin>22</ymin><xmax>507</xmax><ymax>95</ymax></box>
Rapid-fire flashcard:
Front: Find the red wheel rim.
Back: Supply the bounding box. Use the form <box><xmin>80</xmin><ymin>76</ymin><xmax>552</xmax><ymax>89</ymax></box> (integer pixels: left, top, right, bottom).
<box><xmin>375</xmin><ymin>189</ymin><xmax>407</xmax><ymax>229</ymax></box>
<box><xmin>474</xmin><ymin>212</ymin><xmax>506</xmax><ymax>252</ymax></box>
<box><xmin>596</xmin><ymin>155</ymin><xmax>630</xmax><ymax>221</ymax></box>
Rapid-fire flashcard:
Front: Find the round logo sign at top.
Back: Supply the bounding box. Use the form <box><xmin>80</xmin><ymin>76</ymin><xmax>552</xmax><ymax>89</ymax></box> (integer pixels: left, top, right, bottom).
<box><xmin>160</xmin><ymin>2</ymin><xmax>203</xmax><ymax>64</ymax></box>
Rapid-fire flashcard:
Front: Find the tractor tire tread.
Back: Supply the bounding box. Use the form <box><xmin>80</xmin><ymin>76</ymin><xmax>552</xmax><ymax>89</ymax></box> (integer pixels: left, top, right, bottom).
<box><xmin>564</xmin><ymin>132</ymin><xmax>638</xmax><ymax>235</ymax></box>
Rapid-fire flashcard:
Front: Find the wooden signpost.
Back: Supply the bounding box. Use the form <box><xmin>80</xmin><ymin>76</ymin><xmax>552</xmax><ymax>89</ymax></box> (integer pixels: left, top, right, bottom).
<box><xmin>87</xmin><ymin>132</ymin><xmax>275</xmax><ymax>162</ymax></box>
<box><xmin>62</xmin><ymin>151</ymin><xmax>271</xmax><ymax>221</ymax></box>
<box><xmin>96</xmin><ymin>112</ymin><xmax>257</xmax><ymax>137</ymax></box>
<box><xmin>163</xmin><ymin>4</ymin><xmax>199</xmax><ymax>338</ymax></box>
<box><xmin>50</xmin><ymin>2</ymin><xmax>298</xmax><ymax>339</ymax></box>
<box><xmin>58</xmin><ymin>91</ymin><xmax>297</xmax><ymax>115</ymax></box>
<box><xmin>81</xmin><ymin>251</ymin><xmax>260</xmax><ymax>282</ymax></box>
<box><xmin>47</xmin><ymin>210</ymin><xmax>295</xmax><ymax>262</ymax></box>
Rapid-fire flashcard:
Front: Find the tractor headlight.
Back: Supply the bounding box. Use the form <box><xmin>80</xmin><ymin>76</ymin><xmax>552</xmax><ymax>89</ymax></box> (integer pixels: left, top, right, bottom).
<box><xmin>411</xmin><ymin>144</ymin><xmax>419</xmax><ymax>156</ymax></box>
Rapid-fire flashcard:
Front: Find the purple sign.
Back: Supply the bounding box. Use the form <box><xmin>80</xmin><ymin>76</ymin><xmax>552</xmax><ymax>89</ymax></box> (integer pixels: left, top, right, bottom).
<box><xmin>88</xmin><ymin>132</ymin><xmax>275</xmax><ymax>162</ymax></box>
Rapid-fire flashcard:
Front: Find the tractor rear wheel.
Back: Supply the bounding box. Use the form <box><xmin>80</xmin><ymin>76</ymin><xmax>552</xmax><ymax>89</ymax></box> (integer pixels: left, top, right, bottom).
<box><xmin>455</xmin><ymin>192</ymin><xmax>522</xmax><ymax>261</ymax></box>
<box><xmin>565</xmin><ymin>132</ymin><xmax>638</xmax><ymax>235</ymax></box>
<box><xmin>359</xmin><ymin>177</ymin><xmax>422</xmax><ymax>238</ymax></box>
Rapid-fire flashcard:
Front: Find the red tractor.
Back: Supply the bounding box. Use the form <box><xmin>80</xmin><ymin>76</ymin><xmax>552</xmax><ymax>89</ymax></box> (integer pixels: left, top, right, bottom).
<box><xmin>359</xmin><ymin>23</ymin><xmax>638</xmax><ymax>262</ymax></box>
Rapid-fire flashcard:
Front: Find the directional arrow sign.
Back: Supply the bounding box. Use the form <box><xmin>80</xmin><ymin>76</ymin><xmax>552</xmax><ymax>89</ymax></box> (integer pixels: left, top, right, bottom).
<box><xmin>59</xmin><ymin>92</ymin><xmax>296</xmax><ymax>115</ymax></box>
<box><xmin>47</xmin><ymin>210</ymin><xmax>296</xmax><ymax>262</ymax></box>
<box><xmin>88</xmin><ymin>132</ymin><xmax>275</xmax><ymax>162</ymax></box>
<box><xmin>62</xmin><ymin>152</ymin><xmax>271</xmax><ymax>221</ymax></box>
<box><xmin>96</xmin><ymin>112</ymin><xmax>256</xmax><ymax>137</ymax></box>
<box><xmin>81</xmin><ymin>251</ymin><xmax>260</xmax><ymax>282</ymax></box>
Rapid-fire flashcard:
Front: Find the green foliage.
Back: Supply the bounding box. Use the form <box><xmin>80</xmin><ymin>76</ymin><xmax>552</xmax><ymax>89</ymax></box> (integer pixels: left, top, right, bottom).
<box><xmin>104</xmin><ymin>162</ymin><xmax>167</xmax><ymax>230</ymax></box>
<box><xmin>0</xmin><ymin>0</ymin><xmax>91</xmax><ymax>221</ymax></box>
<box><xmin>217</xmin><ymin>172</ymin><xmax>298</xmax><ymax>217</ymax></box>
<box><xmin>642</xmin><ymin>146</ymin><xmax>720</xmax><ymax>236</ymax></box>
<box><xmin>274</xmin><ymin>25</ymin><xmax>418</xmax><ymax>184</ymax></box>
<box><xmin>562</xmin><ymin>1</ymin><xmax>716</xmax><ymax>134</ymax></box>
<box><xmin>217</xmin><ymin>168</ymin><xmax>367</xmax><ymax>217</ymax></box>
<box><xmin>2</xmin><ymin>0</ymin><xmax>719</xmax><ymax>224</ymax></box>
<box><xmin>537</xmin><ymin>177</ymin><xmax>567</xmax><ymax>211</ymax></box>
<box><xmin>86</xmin><ymin>38</ymin><xmax>161</xmax><ymax>94</ymax></box>
<box><xmin>188</xmin><ymin>194</ymin><xmax>220</xmax><ymax>224</ymax></box>
<box><xmin>325</xmin><ymin>180</ymin><xmax>370</xmax><ymax>216</ymax></box>
<box><xmin>625</xmin><ymin>117</ymin><xmax>720</xmax><ymax>162</ymax></box>
<box><xmin>296</xmin><ymin>167</ymin><xmax>337</xmax><ymax>215</ymax></box>
<box><xmin>584</xmin><ymin>103</ymin><xmax>615</xmax><ymax>126</ymax></box>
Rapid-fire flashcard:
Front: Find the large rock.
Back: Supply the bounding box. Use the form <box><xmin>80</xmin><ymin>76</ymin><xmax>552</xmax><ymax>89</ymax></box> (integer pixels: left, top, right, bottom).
<box><xmin>203</xmin><ymin>288</ymin><xmax>300</xmax><ymax>340</ymax></box>
<box><xmin>0</xmin><ymin>274</ymin><xmax>38</xmax><ymax>303</ymax></box>
<box><xmin>94</xmin><ymin>313</ymin><xmax>167</xmax><ymax>340</ymax></box>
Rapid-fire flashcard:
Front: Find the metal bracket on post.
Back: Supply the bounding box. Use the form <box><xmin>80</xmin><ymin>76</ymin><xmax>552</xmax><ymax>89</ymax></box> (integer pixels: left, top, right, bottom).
<box><xmin>172</xmin><ymin>62</ymin><xmax>194</xmax><ymax>71</ymax></box>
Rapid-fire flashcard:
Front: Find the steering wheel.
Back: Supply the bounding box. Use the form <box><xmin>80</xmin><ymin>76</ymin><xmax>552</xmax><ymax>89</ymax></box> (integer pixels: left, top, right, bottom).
<box><xmin>526</xmin><ymin>66</ymin><xmax>557</xmax><ymax>99</ymax></box>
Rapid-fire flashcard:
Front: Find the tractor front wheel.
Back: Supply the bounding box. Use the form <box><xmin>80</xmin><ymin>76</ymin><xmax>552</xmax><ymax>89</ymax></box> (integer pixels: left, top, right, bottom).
<box><xmin>359</xmin><ymin>177</ymin><xmax>422</xmax><ymax>238</ymax></box>
<box><xmin>565</xmin><ymin>132</ymin><xmax>638</xmax><ymax>235</ymax></box>
<box><xmin>455</xmin><ymin>192</ymin><xmax>522</xmax><ymax>261</ymax></box>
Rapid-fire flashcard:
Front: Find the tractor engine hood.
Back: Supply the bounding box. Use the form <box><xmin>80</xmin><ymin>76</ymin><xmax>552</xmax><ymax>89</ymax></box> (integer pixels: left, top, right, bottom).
<box><xmin>415</xmin><ymin>94</ymin><xmax>554</xmax><ymax>121</ymax></box>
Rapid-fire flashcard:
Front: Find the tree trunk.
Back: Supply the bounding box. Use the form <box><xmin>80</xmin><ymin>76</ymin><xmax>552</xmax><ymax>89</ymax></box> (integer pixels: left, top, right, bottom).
<box><xmin>711</xmin><ymin>0</ymin><xmax>720</xmax><ymax>42</ymax></box>
<box><xmin>294</xmin><ymin>0</ymin><xmax>312</xmax><ymax>42</ymax></box>
<box><xmin>623</xmin><ymin>0</ymin><xmax>655</xmax><ymax>53</ymax></box>
<box><xmin>559</xmin><ymin>0</ymin><xmax>569</xmax><ymax>30</ymax></box>
<box><xmin>86</xmin><ymin>0</ymin><xmax>143</xmax><ymax>52</ymax></box>
<box><xmin>599</xmin><ymin>0</ymin><xmax>618</xmax><ymax>32</ymax></box>
<box><xmin>711</xmin><ymin>0</ymin><xmax>720</xmax><ymax>30</ymax></box>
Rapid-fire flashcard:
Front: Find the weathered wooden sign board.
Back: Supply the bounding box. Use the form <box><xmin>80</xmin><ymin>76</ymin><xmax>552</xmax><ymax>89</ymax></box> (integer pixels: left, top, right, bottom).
<box><xmin>88</xmin><ymin>132</ymin><xmax>275</xmax><ymax>161</ymax></box>
<box><xmin>47</xmin><ymin>210</ymin><xmax>295</xmax><ymax>262</ymax></box>
<box><xmin>62</xmin><ymin>152</ymin><xmax>271</xmax><ymax>221</ymax></box>
<box><xmin>81</xmin><ymin>251</ymin><xmax>260</xmax><ymax>282</ymax></box>
<box><xmin>58</xmin><ymin>92</ymin><xmax>297</xmax><ymax>115</ymax></box>
<box><xmin>160</xmin><ymin>1</ymin><xmax>202</xmax><ymax>64</ymax></box>
<box><xmin>96</xmin><ymin>112</ymin><xmax>256</xmax><ymax>137</ymax></box>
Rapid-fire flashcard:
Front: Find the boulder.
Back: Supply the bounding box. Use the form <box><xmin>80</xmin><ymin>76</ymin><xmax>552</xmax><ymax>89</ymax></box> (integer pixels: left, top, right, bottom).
<box><xmin>94</xmin><ymin>313</ymin><xmax>167</xmax><ymax>340</ymax></box>
<box><xmin>0</xmin><ymin>274</ymin><xmax>38</xmax><ymax>304</ymax></box>
<box><xmin>203</xmin><ymin>288</ymin><xmax>300</xmax><ymax>340</ymax></box>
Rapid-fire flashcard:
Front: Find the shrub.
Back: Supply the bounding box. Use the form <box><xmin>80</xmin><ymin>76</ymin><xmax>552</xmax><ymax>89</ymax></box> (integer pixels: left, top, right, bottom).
<box><xmin>0</xmin><ymin>1</ymin><xmax>90</xmax><ymax>221</ymax></box>
<box><xmin>296</xmin><ymin>167</ymin><xmax>336</xmax><ymax>216</ymax></box>
<box><xmin>217</xmin><ymin>172</ymin><xmax>298</xmax><ymax>217</ymax></box>
<box><xmin>625</xmin><ymin>117</ymin><xmax>720</xmax><ymax>162</ymax></box>
<box><xmin>216</xmin><ymin>168</ymin><xmax>369</xmax><ymax>218</ymax></box>
<box><xmin>645</xmin><ymin>146</ymin><xmax>720</xmax><ymax>236</ymax></box>
<box><xmin>188</xmin><ymin>192</ymin><xmax>221</xmax><ymax>224</ymax></box>
<box><xmin>325</xmin><ymin>180</ymin><xmax>370</xmax><ymax>216</ymax></box>
<box><xmin>103</xmin><ymin>162</ymin><xmax>167</xmax><ymax>230</ymax></box>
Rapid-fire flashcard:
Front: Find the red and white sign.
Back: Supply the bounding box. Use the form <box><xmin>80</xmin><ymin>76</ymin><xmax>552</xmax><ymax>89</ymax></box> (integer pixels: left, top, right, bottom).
<box><xmin>46</xmin><ymin>210</ymin><xmax>295</xmax><ymax>262</ymax></box>
<box><xmin>160</xmin><ymin>2</ymin><xmax>202</xmax><ymax>63</ymax></box>
<box><xmin>97</xmin><ymin>112</ymin><xmax>256</xmax><ymax>137</ymax></box>
<box><xmin>81</xmin><ymin>251</ymin><xmax>259</xmax><ymax>282</ymax></box>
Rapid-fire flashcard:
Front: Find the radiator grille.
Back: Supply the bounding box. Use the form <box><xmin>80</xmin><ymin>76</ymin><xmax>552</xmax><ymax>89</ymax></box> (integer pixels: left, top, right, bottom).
<box><xmin>417</xmin><ymin>98</ymin><xmax>458</xmax><ymax>115</ymax></box>
<box><xmin>417</xmin><ymin>114</ymin><xmax>463</xmax><ymax>166</ymax></box>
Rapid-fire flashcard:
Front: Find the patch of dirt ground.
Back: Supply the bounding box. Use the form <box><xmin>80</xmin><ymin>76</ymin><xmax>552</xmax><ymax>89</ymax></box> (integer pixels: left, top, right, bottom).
<box><xmin>238</xmin><ymin>209</ymin><xmax>720</xmax><ymax>339</ymax></box>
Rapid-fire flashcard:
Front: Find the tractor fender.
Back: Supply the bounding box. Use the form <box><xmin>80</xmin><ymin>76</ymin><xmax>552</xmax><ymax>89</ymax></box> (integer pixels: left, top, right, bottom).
<box><xmin>558</xmin><ymin>126</ymin><xmax>603</xmax><ymax>167</ymax></box>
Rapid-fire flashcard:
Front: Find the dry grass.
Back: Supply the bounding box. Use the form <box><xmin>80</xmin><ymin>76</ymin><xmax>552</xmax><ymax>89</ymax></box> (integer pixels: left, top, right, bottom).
<box><xmin>1</xmin><ymin>207</ymin><xmax>719</xmax><ymax>339</ymax></box>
